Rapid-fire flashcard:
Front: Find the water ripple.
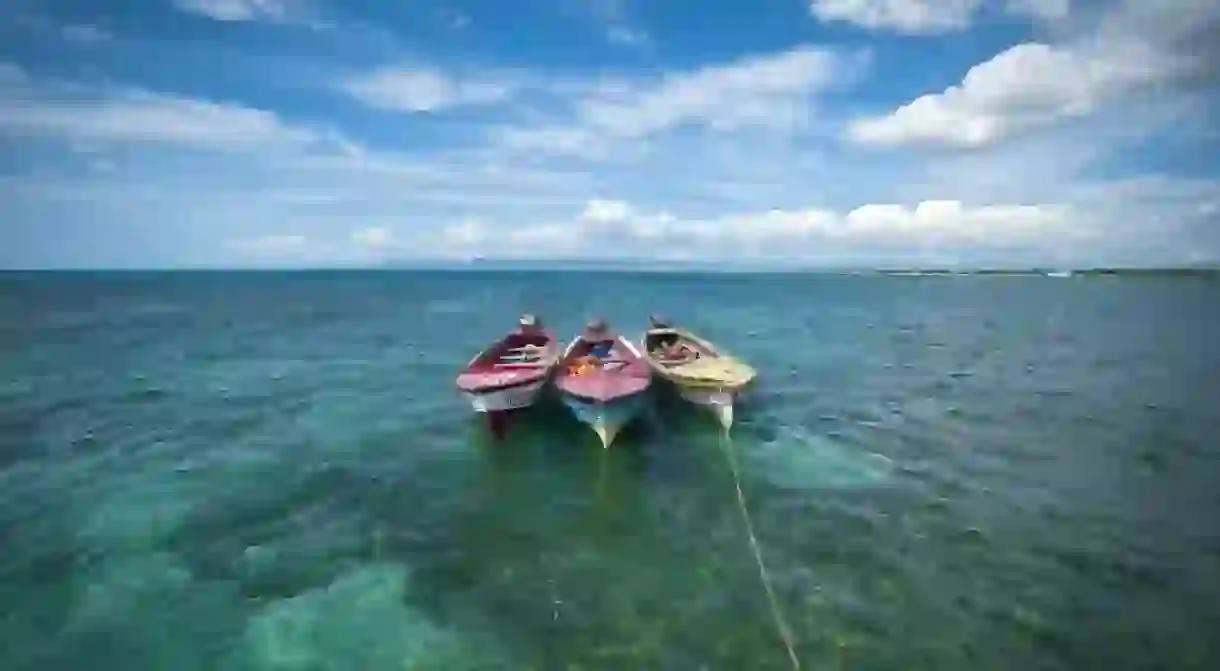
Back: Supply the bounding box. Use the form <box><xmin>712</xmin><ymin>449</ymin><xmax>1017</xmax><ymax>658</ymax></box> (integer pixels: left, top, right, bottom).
<box><xmin>2</xmin><ymin>271</ymin><xmax>1218</xmax><ymax>670</ymax></box>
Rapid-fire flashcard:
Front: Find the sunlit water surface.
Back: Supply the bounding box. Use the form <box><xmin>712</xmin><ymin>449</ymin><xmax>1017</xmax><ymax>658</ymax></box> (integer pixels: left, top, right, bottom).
<box><xmin>2</xmin><ymin>271</ymin><xmax>1218</xmax><ymax>670</ymax></box>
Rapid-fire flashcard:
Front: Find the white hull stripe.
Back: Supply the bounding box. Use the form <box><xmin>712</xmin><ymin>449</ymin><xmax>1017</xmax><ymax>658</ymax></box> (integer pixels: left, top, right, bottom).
<box><xmin>464</xmin><ymin>379</ymin><xmax>546</xmax><ymax>412</ymax></box>
<box><xmin>678</xmin><ymin>388</ymin><xmax>735</xmax><ymax>408</ymax></box>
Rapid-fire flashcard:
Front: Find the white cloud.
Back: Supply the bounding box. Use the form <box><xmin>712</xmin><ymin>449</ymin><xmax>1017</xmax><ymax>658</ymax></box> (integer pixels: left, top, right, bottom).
<box><xmin>340</xmin><ymin>68</ymin><xmax>515</xmax><ymax>113</ymax></box>
<box><xmin>1006</xmin><ymin>0</ymin><xmax>1069</xmax><ymax>22</ymax></box>
<box><xmin>0</xmin><ymin>68</ymin><xmax>330</xmax><ymax>153</ymax></box>
<box><xmin>229</xmin><ymin>234</ymin><xmax>308</xmax><ymax>253</ymax></box>
<box><xmin>8</xmin><ymin>14</ymin><xmax>118</xmax><ymax>44</ymax></box>
<box><xmin>495</xmin><ymin>127</ymin><xmax>597</xmax><ymax>154</ymax></box>
<box><xmin>504</xmin><ymin>223</ymin><xmax>574</xmax><ymax>250</ymax></box>
<box><xmin>60</xmin><ymin>24</ymin><xmax>114</xmax><ymax>44</ymax></box>
<box><xmin>89</xmin><ymin>158</ymin><xmax>118</xmax><ymax>174</ymax></box>
<box><xmin>810</xmin><ymin>0</ymin><xmax>983</xmax><ymax>34</ymax></box>
<box><xmin>848</xmin><ymin>0</ymin><xmax>1216</xmax><ymax>150</ymax></box>
<box><xmin>424</xmin><ymin>197</ymin><xmax>1079</xmax><ymax>260</ymax></box>
<box><xmin>809</xmin><ymin>0</ymin><xmax>1070</xmax><ymax>32</ymax></box>
<box><xmin>491</xmin><ymin>124</ymin><xmax>658</xmax><ymax>162</ymax></box>
<box><xmin>351</xmin><ymin>226</ymin><xmax>396</xmax><ymax>249</ymax></box>
<box><xmin>492</xmin><ymin>45</ymin><xmax>853</xmax><ymax>158</ymax></box>
<box><xmin>607</xmin><ymin>26</ymin><xmax>647</xmax><ymax>46</ymax></box>
<box><xmin>899</xmin><ymin>126</ymin><xmax>1220</xmax><ymax>264</ymax></box>
<box><xmin>573</xmin><ymin>199</ymin><xmax>680</xmax><ymax>240</ymax></box>
<box><xmin>0</xmin><ymin>89</ymin><xmax>320</xmax><ymax>151</ymax></box>
<box><xmin>845</xmin><ymin>200</ymin><xmax>1073</xmax><ymax>245</ymax></box>
<box><xmin>583</xmin><ymin>46</ymin><xmax>845</xmax><ymax>137</ymax></box>
<box><xmin>174</xmin><ymin>0</ymin><xmax>293</xmax><ymax>22</ymax></box>
<box><xmin>580</xmin><ymin>199</ymin><xmax>635</xmax><ymax>224</ymax></box>
<box><xmin>409</xmin><ymin>215</ymin><xmax>581</xmax><ymax>259</ymax></box>
<box><xmin>582</xmin><ymin>0</ymin><xmax>651</xmax><ymax>48</ymax></box>
<box><xmin>441</xmin><ymin>218</ymin><xmax>489</xmax><ymax>247</ymax></box>
<box><xmin>5</xmin><ymin>0</ymin><xmax>1214</xmax><ymax>270</ymax></box>
<box><xmin>849</xmin><ymin>38</ymin><xmax>1174</xmax><ymax>149</ymax></box>
<box><xmin>338</xmin><ymin>45</ymin><xmax>847</xmax><ymax>128</ymax></box>
<box><xmin>0</xmin><ymin>63</ymin><xmax>26</xmax><ymax>84</ymax></box>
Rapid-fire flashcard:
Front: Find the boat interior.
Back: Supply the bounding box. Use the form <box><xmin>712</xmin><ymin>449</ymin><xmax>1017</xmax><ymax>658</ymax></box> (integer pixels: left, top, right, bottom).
<box><xmin>471</xmin><ymin>333</ymin><xmax>553</xmax><ymax>370</ymax></box>
<box><xmin>644</xmin><ymin>329</ymin><xmax>709</xmax><ymax>365</ymax></box>
<box><xmin>565</xmin><ymin>337</ymin><xmax>633</xmax><ymax>372</ymax></box>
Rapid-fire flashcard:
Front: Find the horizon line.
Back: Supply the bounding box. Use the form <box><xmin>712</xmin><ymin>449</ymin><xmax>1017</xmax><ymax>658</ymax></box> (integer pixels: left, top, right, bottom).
<box><xmin>2</xmin><ymin>264</ymin><xmax>1218</xmax><ymax>274</ymax></box>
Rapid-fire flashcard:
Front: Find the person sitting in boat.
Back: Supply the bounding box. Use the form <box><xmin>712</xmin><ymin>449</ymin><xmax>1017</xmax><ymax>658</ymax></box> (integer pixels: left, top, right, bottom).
<box><xmin>662</xmin><ymin>340</ymin><xmax>696</xmax><ymax>362</ymax></box>
<box><xmin>648</xmin><ymin>313</ymin><xmax>694</xmax><ymax>361</ymax></box>
<box><xmin>584</xmin><ymin>318</ymin><xmax>615</xmax><ymax>360</ymax></box>
<box><xmin>648</xmin><ymin>314</ymin><xmax>679</xmax><ymax>351</ymax></box>
<box><xmin>503</xmin><ymin>313</ymin><xmax>545</xmax><ymax>363</ymax></box>
<box><xmin>517</xmin><ymin>313</ymin><xmax>542</xmax><ymax>335</ymax></box>
<box><xmin>569</xmin><ymin>355</ymin><xmax>599</xmax><ymax>376</ymax></box>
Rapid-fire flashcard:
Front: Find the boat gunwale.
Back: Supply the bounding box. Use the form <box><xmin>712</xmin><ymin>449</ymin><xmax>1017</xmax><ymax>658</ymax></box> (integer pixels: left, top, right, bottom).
<box><xmin>455</xmin><ymin>328</ymin><xmax>562</xmax><ymax>394</ymax></box>
<box><xmin>640</xmin><ymin>326</ymin><xmax>757</xmax><ymax>392</ymax></box>
<box><xmin>554</xmin><ymin>333</ymin><xmax>652</xmax><ymax>403</ymax></box>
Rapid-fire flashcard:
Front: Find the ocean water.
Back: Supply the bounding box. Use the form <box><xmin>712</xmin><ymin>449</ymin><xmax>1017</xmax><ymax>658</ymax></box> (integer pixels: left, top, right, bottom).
<box><xmin>2</xmin><ymin>270</ymin><xmax>1219</xmax><ymax>670</ymax></box>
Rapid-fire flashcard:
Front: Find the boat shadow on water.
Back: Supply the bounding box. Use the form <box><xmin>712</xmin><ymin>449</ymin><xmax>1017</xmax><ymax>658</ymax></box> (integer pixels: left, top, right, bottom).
<box><xmin>462</xmin><ymin>402</ymin><xmax>667</xmax><ymax>525</ymax></box>
<box><xmin>647</xmin><ymin>378</ymin><xmax>766</xmax><ymax>436</ymax></box>
<box><xmin>467</xmin><ymin>397</ymin><xmax>658</xmax><ymax>459</ymax></box>
<box><xmin>459</xmin><ymin>378</ymin><xmax>792</xmax><ymax>505</ymax></box>
<box><xmin>466</xmin><ymin>379</ymin><xmax>769</xmax><ymax>457</ymax></box>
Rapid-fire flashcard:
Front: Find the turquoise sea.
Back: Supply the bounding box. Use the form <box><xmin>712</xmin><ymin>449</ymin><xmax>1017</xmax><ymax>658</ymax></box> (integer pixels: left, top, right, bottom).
<box><xmin>2</xmin><ymin>270</ymin><xmax>1218</xmax><ymax>670</ymax></box>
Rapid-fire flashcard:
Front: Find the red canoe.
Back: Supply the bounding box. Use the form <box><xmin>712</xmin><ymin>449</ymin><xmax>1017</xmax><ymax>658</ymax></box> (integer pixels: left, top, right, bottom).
<box><xmin>455</xmin><ymin>315</ymin><xmax>561</xmax><ymax>420</ymax></box>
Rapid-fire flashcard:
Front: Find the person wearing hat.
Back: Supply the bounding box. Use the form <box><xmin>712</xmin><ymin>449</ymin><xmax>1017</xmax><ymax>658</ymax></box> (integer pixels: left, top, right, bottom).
<box><xmin>648</xmin><ymin>313</ymin><xmax>693</xmax><ymax>361</ymax></box>
<box><xmin>648</xmin><ymin>314</ymin><xmax>679</xmax><ymax>350</ymax></box>
<box><xmin>566</xmin><ymin>318</ymin><xmax>615</xmax><ymax>375</ymax></box>
<box><xmin>517</xmin><ymin>313</ymin><xmax>543</xmax><ymax>336</ymax></box>
<box><xmin>584</xmin><ymin>318</ymin><xmax>615</xmax><ymax>360</ymax></box>
<box><xmin>504</xmin><ymin>313</ymin><xmax>546</xmax><ymax>364</ymax></box>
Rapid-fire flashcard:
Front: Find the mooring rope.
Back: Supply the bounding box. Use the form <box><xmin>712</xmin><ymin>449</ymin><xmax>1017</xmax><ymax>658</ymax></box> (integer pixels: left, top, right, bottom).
<box><xmin>720</xmin><ymin>431</ymin><xmax>802</xmax><ymax>670</ymax></box>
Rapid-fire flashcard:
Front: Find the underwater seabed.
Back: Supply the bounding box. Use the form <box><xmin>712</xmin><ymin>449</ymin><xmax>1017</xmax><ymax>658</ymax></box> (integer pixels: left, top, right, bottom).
<box><xmin>475</xmin><ymin>382</ymin><xmax>900</xmax><ymax>495</ymax></box>
<box><xmin>6</xmin><ymin>271</ymin><xmax>1218</xmax><ymax>671</ymax></box>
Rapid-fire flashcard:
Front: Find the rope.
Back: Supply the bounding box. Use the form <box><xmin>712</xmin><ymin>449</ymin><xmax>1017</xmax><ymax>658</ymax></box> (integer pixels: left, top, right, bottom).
<box><xmin>720</xmin><ymin>431</ymin><xmax>802</xmax><ymax>670</ymax></box>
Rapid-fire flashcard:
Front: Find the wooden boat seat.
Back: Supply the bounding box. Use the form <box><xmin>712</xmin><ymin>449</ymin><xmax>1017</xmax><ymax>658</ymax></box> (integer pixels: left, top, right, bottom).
<box><xmin>567</xmin><ymin>356</ymin><xmax>630</xmax><ymax>375</ymax></box>
<box><xmin>494</xmin><ymin>361</ymin><xmax>549</xmax><ymax>369</ymax></box>
<box><xmin>496</xmin><ymin>346</ymin><xmax>547</xmax><ymax>368</ymax></box>
<box><xmin>653</xmin><ymin>344</ymin><xmax>699</xmax><ymax>366</ymax></box>
<box><xmin>498</xmin><ymin>345</ymin><xmax>545</xmax><ymax>364</ymax></box>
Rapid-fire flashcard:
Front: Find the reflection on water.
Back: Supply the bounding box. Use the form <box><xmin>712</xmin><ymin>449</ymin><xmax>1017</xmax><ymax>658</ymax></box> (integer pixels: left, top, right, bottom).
<box><xmin>749</xmin><ymin>425</ymin><xmax>896</xmax><ymax>490</ymax></box>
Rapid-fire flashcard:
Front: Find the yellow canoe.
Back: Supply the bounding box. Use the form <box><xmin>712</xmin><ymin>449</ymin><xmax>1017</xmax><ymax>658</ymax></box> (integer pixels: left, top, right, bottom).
<box><xmin>641</xmin><ymin>326</ymin><xmax>756</xmax><ymax>428</ymax></box>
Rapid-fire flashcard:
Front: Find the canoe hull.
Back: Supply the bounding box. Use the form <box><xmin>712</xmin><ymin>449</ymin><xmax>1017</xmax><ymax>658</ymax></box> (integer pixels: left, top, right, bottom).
<box><xmin>560</xmin><ymin>392</ymin><xmax>648</xmax><ymax>449</ymax></box>
<box><xmin>554</xmin><ymin>331</ymin><xmax>653</xmax><ymax>448</ymax></box>
<box><xmin>462</xmin><ymin>377</ymin><xmax>549</xmax><ymax>413</ymax></box>
<box><xmin>455</xmin><ymin>325</ymin><xmax>561</xmax><ymax>436</ymax></box>
<box><xmin>674</xmin><ymin>386</ymin><xmax>738</xmax><ymax>430</ymax></box>
<box><xmin>641</xmin><ymin>326</ymin><xmax>756</xmax><ymax>431</ymax></box>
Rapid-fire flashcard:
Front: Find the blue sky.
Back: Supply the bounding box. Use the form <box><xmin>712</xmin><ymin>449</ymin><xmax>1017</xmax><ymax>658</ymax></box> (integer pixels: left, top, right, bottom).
<box><xmin>1</xmin><ymin>0</ymin><xmax>1217</xmax><ymax>268</ymax></box>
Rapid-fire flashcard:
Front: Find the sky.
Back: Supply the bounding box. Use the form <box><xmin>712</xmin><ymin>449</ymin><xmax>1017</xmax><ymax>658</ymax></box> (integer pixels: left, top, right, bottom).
<box><xmin>1</xmin><ymin>0</ymin><xmax>1218</xmax><ymax>269</ymax></box>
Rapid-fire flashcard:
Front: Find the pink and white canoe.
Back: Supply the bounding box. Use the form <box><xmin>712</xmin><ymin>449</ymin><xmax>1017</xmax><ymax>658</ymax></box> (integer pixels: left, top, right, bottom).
<box><xmin>455</xmin><ymin>315</ymin><xmax>561</xmax><ymax>435</ymax></box>
<box><xmin>554</xmin><ymin>318</ymin><xmax>652</xmax><ymax>448</ymax></box>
